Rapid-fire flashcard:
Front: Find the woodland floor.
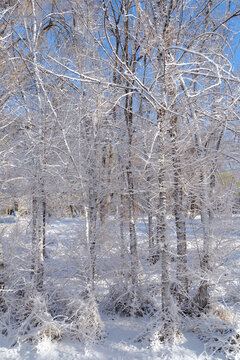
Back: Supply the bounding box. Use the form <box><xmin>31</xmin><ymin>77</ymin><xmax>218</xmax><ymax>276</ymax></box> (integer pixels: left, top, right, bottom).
<box><xmin>0</xmin><ymin>214</ymin><xmax>240</xmax><ymax>359</ymax></box>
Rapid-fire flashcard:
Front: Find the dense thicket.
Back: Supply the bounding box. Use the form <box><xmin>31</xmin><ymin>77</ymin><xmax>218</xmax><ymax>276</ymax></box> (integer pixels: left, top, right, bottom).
<box><xmin>0</xmin><ymin>0</ymin><xmax>240</xmax><ymax>352</ymax></box>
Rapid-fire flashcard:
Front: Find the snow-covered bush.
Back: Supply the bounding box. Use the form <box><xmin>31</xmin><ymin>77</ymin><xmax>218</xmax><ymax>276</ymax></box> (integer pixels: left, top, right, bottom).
<box><xmin>1</xmin><ymin>284</ymin><xmax>64</xmax><ymax>344</ymax></box>
<box><xmin>150</xmin><ymin>323</ymin><xmax>183</xmax><ymax>349</ymax></box>
<box><xmin>2</xmin><ymin>283</ymin><xmax>104</xmax><ymax>345</ymax></box>
<box><xmin>184</xmin><ymin>304</ymin><xmax>240</xmax><ymax>358</ymax></box>
<box><xmin>17</xmin><ymin>291</ymin><xmax>64</xmax><ymax>342</ymax></box>
<box><xmin>65</xmin><ymin>295</ymin><xmax>104</xmax><ymax>343</ymax></box>
<box><xmin>101</xmin><ymin>282</ymin><xmax>157</xmax><ymax>317</ymax></box>
<box><xmin>135</xmin><ymin>298</ymin><xmax>183</xmax><ymax>346</ymax></box>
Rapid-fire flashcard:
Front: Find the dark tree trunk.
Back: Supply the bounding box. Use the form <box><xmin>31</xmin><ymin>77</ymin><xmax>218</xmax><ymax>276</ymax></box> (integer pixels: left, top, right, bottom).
<box><xmin>31</xmin><ymin>194</ymin><xmax>44</xmax><ymax>291</ymax></box>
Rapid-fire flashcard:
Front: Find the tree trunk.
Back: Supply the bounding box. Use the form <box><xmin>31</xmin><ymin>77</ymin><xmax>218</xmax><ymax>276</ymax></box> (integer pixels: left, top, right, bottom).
<box><xmin>197</xmin><ymin>169</ymin><xmax>211</xmax><ymax>310</ymax></box>
<box><xmin>170</xmin><ymin>117</ymin><xmax>188</xmax><ymax>305</ymax></box>
<box><xmin>126</xmin><ymin>153</ymin><xmax>138</xmax><ymax>284</ymax></box>
<box><xmin>179</xmin><ymin>74</ymin><xmax>212</xmax><ymax>312</ymax></box>
<box><xmin>154</xmin><ymin>109</ymin><xmax>177</xmax><ymax>339</ymax></box>
<box><xmin>152</xmin><ymin>0</ymin><xmax>180</xmax><ymax>339</ymax></box>
<box><xmin>89</xmin><ymin>187</ymin><xmax>97</xmax><ymax>290</ymax></box>
<box><xmin>144</xmin><ymin>164</ymin><xmax>155</xmax><ymax>264</ymax></box>
<box><xmin>119</xmin><ymin>194</ymin><xmax>126</xmax><ymax>259</ymax></box>
<box><xmin>31</xmin><ymin>193</ymin><xmax>44</xmax><ymax>291</ymax></box>
<box><xmin>0</xmin><ymin>240</ymin><xmax>5</xmax><ymax>310</ymax></box>
<box><xmin>124</xmin><ymin>0</ymin><xmax>139</xmax><ymax>286</ymax></box>
<box><xmin>148</xmin><ymin>206</ymin><xmax>154</xmax><ymax>264</ymax></box>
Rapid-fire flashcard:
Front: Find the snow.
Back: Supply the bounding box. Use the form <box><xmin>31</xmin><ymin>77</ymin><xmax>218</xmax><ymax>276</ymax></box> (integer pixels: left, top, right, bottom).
<box><xmin>0</xmin><ymin>325</ymin><xmax>231</xmax><ymax>360</ymax></box>
<box><xmin>0</xmin><ymin>325</ymin><xmax>225</xmax><ymax>360</ymax></box>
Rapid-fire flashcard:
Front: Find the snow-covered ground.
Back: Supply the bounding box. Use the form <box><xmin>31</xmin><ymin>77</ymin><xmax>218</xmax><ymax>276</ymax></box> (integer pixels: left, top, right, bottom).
<box><xmin>0</xmin><ymin>321</ymin><xmax>226</xmax><ymax>359</ymax></box>
<box><xmin>0</xmin><ymin>215</ymin><xmax>240</xmax><ymax>359</ymax></box>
